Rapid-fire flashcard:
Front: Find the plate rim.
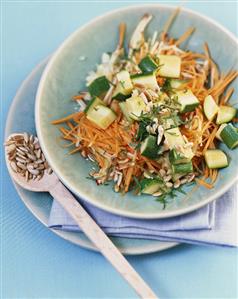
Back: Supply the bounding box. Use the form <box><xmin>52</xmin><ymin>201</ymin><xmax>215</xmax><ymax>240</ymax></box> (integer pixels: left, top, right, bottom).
<box><xmin>35</xmin><ymin>3</ymin><xmax>238</xmax><ymax>219</ymax></box>
<box><xmin>5</xmin><ymin>58</ymin><xmax>179</xmax><ymax>255</ymax></box>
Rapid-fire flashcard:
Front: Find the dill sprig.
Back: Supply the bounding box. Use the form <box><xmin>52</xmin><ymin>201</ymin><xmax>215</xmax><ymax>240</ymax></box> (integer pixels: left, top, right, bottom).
<box><xmin>156</xmin><ymin>185</ymin><xmax>187</xmax><ymax>209</ymax></box>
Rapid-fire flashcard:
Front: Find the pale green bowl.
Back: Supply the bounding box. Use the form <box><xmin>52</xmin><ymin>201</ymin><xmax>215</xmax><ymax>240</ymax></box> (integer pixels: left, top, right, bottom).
<box><xmin>35</xmin><ymin>4</ymin><xmax>238</xmax><ymax>219</ymax></box>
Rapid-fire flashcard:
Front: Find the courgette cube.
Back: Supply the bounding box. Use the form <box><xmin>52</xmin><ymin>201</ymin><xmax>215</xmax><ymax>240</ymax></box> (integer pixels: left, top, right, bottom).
<box><xmin>164</xmin><ymin>127</ymin><xmax>194</xmax><ymax>160</ymax></box>
<box><xmin>140</xmin><ymin>135</ymin><xmax>161</xmax><ymax>159</ymax></box>
<box><xmin>176</xmin><ymin>89</ymin><xmax>199</xmax><ymax>113</ymax></box>
<box><xmin>203</xmin><ymin>95</ymin><xmax>219</xmax><ymax>120</ymax></box>
<box><xmin>139</xmin><ymin>55</ymin><xmax>158</xmax><ymax>73</ymax></box>
<box><xmin>88</xmin><ymin>76</ymin><xmax>110</xmax><ymax>97</ymax></box>
<box><xmin>125</xmin><ymin>96</ymin><xmax>146</xmax><ymax>120</ymax></box>
<box><xmin>140</xmin><ymin>178</ymin><xmax>161</xmax><ymax>194</ymax></box>
<box><xmin>169</xmin><ymin>79</ymin><xmax>188</xmax><ymax>89</ymax></box>
<box><xmin>131</xmin><ymin>72</ymin><xmax>159</xmax><ymax>90</ymax></box>
<box><xmin>119</xmin><ymin>102</ymin><xmax>132</xmax><ymax>122</ymax></box>
<box><xmin>215</xmin><ymin>124</ymin><xmax>227</xmax><ymax>141</ymax></box>
<box><xmin>157</xmin><ymin>55</ymin><xmax>181</xmax><ymax>78</ymax></box>
<box><xmin>117</xmin><ymin>70</ymin><xmax>133</xmax><ymax>93</ymax></box>
<box><xmin>216</xmin><ymin>106</ymin><xmax>237</xmax><ymax>124</ymax></box>
<box><xmin>204</xmin><ymin>149</ymin><xmax>228</xmax><ymax>169</ymax></box>
<box><xmin>84</xmin><ymin>97</ymin><xmax>105</xmax><ymax>114</ymax></box>
<box><xmin>172</xmin><ymin>162</ymin><xmax>193</xmax><ymax>174</ymax></box>
<box><xmin>86</xmin><ymin>105</ymin><xmax>117</xmax><ymax>129</ymax></box>
<box><xmin>164</xmin><ymin>127</ymin><xmax>184</xmax><ymax>148</ymax></box>
<box><xmin>112</xmin><ymin>85</ymin><xmax>130</xmax><ymax>101</ymax></box>
<box><xmin>169</xmin><ymin>149</ymin><xmax>190</xmax><ymax>164</ymax></box>
<box><xmin>220</xmin><ymin>123</ymin><xmax>238</xmax><ymax>149</ymax></box>
<box><xmin>112</xmin><ymin>70</ymin><xmax>133</xmax><ymax>101</ymax></box>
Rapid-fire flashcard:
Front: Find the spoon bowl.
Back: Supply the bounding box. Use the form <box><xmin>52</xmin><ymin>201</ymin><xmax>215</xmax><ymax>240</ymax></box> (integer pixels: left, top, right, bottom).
<box><xmin>5</xmin><ymin>133</ymin><xmax>59</xmax><ymax>192</ymax></box>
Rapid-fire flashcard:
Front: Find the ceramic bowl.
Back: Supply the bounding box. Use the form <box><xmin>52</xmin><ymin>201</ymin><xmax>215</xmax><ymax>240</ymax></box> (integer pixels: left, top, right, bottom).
<box><xmin>35</xmin><ymin>4</ymin><xmax>238</xmax><ymax>219</ymax></box>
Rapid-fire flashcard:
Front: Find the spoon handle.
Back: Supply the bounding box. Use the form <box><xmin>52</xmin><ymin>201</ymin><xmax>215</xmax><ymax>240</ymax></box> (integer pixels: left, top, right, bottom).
<box><xmin>49</xmin><ymin>181</ymin><xmax>159</xmax><ymax>299</ymax></box>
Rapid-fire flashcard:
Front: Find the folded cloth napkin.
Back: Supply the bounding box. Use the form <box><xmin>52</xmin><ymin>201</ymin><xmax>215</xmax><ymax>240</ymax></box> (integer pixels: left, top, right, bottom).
<box><xmin>49</xmin><ymin>183</ymin><xmax>237</xmax><ymax>247</ymax></box>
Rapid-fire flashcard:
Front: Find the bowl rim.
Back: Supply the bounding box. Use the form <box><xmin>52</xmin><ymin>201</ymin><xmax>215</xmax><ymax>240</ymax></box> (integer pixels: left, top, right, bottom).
<box><xmin>35</xmin><ymin>3</ymin><xmax>238</xmax><ymax>219</ymax></box>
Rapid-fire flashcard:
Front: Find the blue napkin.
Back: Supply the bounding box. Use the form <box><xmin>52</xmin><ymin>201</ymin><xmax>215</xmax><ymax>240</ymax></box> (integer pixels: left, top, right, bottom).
<box><xmin>48</xmin><ymin>184</ymin><xmax>237</xmax><ymax>247</ymax></box>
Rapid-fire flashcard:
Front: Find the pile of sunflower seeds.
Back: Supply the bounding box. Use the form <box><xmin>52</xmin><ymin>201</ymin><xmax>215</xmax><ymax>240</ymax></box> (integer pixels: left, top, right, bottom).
<box><xmin>5</xmin><ymin>133</ymin><xmax>53</xmax><ymax>181</ymax></box>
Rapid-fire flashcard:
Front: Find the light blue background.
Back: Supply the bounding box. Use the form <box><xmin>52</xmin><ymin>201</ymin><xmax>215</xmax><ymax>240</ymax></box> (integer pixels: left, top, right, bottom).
<box><xmin>1</xmin><ymin>1</ymin><xmax>238</xmax><ymax>298</ymax></box>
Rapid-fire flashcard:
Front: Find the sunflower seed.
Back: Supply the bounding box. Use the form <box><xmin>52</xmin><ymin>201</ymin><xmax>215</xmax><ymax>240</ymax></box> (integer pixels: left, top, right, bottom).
<box><xmin>8</xmin><ymin>152</ymin><xmax>16</xmax><ymax>160</ymax></box>
<box><xmin>28</xmin><ymin>168</ymin><xmax>39</xmax><ymax>175</ymax></box>
<box><xmin>27</xmin><ymin>153</ymin><xmax>36</xmax><ymax>161</ymax></box>
<box><xmin>10</xmin><ymin>161</ymin><xmax>18</xmax><ymax>172</ymax></box>
<box><xmin>16</xmin><ymin>157</ymin><xmax>27</xmax><ymax>164</ymax></box>
<box><xmin>6</xmin><ymin>144</ymin><xmax>16</xmax><ymax>153</ymax></box>
<box><xmin>4</xmin><ymin>140</ymin><xmax>15</xmax><ymax>146</ymax></box>
<box><xmin>87</xmin><ymin>154</ymin><xmax>95</xmax><ymax>162</ymax></box>
<box><xmin>29</xmin><ymin>144</ymin><xmax>35</xmax><ymax>151</ymax></box>
<box><xmin>113</xmin><ymin>173</ymin><xmax>119</xmax><ymax>182</ymax></box>
<box><xmin>159</xmin><ymin>169</ymin><xmax>166</xmax><ymax>177</ymax></box>
<box><xmin>181</xmin><ymin>178</ymin><xmax>188</xmax><ymax>184</ymax></box>
<box><xmin>144</xmin><ymin>171</ymin><xmax>153</xmax><ymax>179</ymax></box>
<box><xmin>34</xmin><ymin>142</ymin><xmax>40</xmax><ymax>150</ymax></box>
<box><xmin>153</xmin><ymin>191</ymin><xmax>162</xmax><ymax>197</ymax></box>
<box><xmin>164</xmin><ymin>175</ymin><xmax>172</xmax><ymax>182</ymax></box>
<box><xmin>165</xmin><ymin>182</ymin><xmax>173</xmax><ymax>188</ymax></box>
<box><xmin>29</xmin><ymin>135</ymin><xmax>34</xmax><ymax>143</ymax></box>
<box><xmin>174</xmin><ymin>180</ymin><xmax>181</xmax><ymax>188</ymax></box>
<box><xmin>35</xmin><ymin>149</ymin><xmax>41</xmax><ymax>159</ymax></box>
<box><xmin>18</xmin><ymin>162</ymin><xmax>27</xmax><ymax>170</ymax></box>
<box><xmin>117</xmin><ymin>173</ymin><xmax>123</xmax><ymax>186</ymax></box>
<box><xmin>38</xmin><ymin>164</ymin><xmax>45</xmax><ymax>170</ymax></box>
<box><xmin>27</xmin><ymin>162</ymin><xmax>34</xmax><ymax>169</ymax></box>
<box><xmin>18</xmin><ymin>146</ymin><xmax>28</xmax><ymax>153</ymax></box>
<box><xmin>13</xmin><ymin>135</ymin><xmax>24</xmax><ymax>141</ymax></box>
<box><xmin>187</xmin><ymin>173</ymin><xmax>195</xmax><ymax>182</ymax></box>
<box><xmin>166</xmin><ymin>169</ymin><xmax>172</xmax><ymax>175</ymax></box>
<box><xmin>16</xmin><ymin>148</ymin><xmax>27</xmax><ymax>156</ymax></box>
<box><xmin>16</xmin><ymin>153</ymin><xmax>27</xmax><ymax>161</ymax></box>
<box><xmin>114</xmin><ymin>185</ymin><xmax>120</xmax><ymax>192</ymax></box>
<box><xmin>23</xmin><ymin>132</ymin><xmax>29</xmax><ymax>143</ymax></box>
<box><xmin>25</xmin><ymin>170</ymin><xmax>29</xmax><ymax>181</ymax></box>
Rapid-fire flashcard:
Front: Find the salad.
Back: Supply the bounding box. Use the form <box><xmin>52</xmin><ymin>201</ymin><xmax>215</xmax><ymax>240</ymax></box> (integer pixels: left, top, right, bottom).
<box><xmin>52</xmin><ymin>11</ymin><xmax>238</xmax><ymax>206</ymax></box>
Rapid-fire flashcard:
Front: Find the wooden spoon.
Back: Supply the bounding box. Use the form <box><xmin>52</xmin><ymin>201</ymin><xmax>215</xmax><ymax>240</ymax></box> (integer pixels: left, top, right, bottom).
<box><xmin>5</xmin><ymin>133</ymin><xmax>159</xmax><ymax>299</ymax></box>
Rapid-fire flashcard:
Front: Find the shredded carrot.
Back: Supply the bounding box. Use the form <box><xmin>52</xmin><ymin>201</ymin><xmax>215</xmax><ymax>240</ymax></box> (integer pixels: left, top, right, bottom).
<box><xmin>175</xmin><ymin>27</ymin><xmax>195</xmax><ymax>46</ymax></box>
<box><xmin>118</xmin><ymin>22</ymin><xmax>126</xmax><ymax>49</ymax></box>
<box><xmin>51</xmin><ymin>111</ymin><xmax>83</xmax><ymax>124</ymax></box>
<box><xmin>202</xmin><ymin>126</ymin><xmax>218</xmax><ymax>155</ymax></box>
<box><xmin>68</xmin><ymin>147</ymin><xmax>82</xmax><ymax>155</ymax></box>
<box><xmin>220</xmin><ymin>88</ymin><xmax>234</xmax><ymax>105</ymax></box>
<box><xmin>72</xmin><ymin>95</ymin><xmax>85</xmax><ymax>101</ymax></box>
<box><xmin>161</xmin><ymin>7</ymin><xmax>180</xmax><ymax>40</ymax></box>
<box><xmin>196</xmin><ymin>178</ymin><xmax>214</xmax><ymax>189</ymax></box>
<box><xmin>124</xmin><ymin>166</ymin><xmax>134</xmax><ymax>192</ymax></box>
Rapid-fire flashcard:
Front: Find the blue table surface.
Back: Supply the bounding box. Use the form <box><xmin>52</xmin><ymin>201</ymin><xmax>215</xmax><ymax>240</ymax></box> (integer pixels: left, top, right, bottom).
<box><xmin>1</xmin><ymin>1</ymin><xmax>238</xmax><ymax>298</ymax></box>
